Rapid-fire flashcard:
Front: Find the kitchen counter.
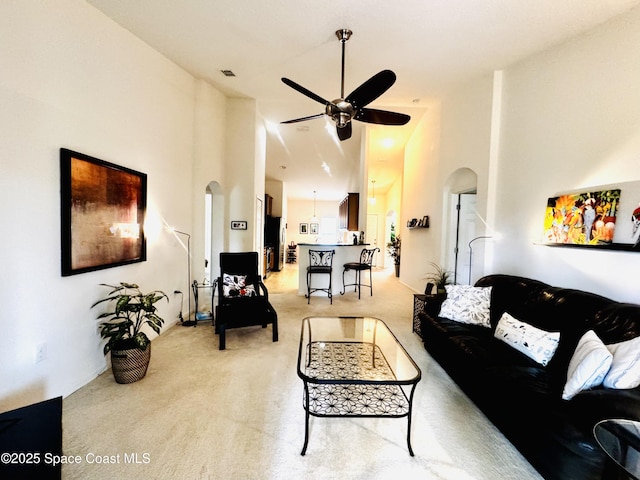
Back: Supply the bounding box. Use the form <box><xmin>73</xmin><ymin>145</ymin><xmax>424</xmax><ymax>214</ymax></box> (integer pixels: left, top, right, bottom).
<box><xmin>298</xmin><ymin>243</ymin><xmax>370</xmax><ymax>297</ymax></box>
<box><xmin>297</xmin><ymin>243</ymin><xmax>370</xmax><ymax>247</ymax></box>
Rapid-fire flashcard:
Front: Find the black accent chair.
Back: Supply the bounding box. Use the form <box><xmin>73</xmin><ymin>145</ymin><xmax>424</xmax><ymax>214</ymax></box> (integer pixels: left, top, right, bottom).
<box><xmin>340</xmin><ymin>247</ymin><xmax>379</xmax><ymax>299</ymax></box>
<box><xmin>306</xmin><ymin>249</ymin><xmax>335</xmax><ymax>304</ymax></box>
<box><xmin>215</xmin><ymin>252</ymin><xmax>278</xmax><ymax>350</ymax></box>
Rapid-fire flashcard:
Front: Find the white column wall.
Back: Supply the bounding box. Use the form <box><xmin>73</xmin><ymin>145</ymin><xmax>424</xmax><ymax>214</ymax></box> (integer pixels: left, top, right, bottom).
<box><xmin>0</xmin><ymin>0</ymin><xmax>197</xmax><ymax>410</ymax></box>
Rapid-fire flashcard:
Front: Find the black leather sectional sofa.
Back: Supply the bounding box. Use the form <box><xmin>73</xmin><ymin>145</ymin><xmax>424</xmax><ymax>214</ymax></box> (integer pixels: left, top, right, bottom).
<box><xmin>418</xmin><ymin>274</ymin><xmax>640</xmax><ymax>480</ymax></box>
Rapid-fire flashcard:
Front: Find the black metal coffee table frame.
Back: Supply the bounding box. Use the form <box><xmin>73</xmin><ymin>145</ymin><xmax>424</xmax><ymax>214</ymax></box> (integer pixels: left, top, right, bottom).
<box><xmin>297</xmin><ymin>316</ymin><xmax>421</xmax><ymax>456</ymax></box>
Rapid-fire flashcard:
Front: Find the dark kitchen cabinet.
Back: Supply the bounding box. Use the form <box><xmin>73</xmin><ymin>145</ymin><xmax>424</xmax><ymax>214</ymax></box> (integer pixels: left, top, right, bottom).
<box><xmin>339</xmin><ymin>193</ymin><xmax>359</xmax><ymax>231</ymax></box>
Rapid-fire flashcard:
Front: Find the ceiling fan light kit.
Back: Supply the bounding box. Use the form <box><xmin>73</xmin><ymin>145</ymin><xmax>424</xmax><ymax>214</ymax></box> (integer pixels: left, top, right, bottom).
<box><xmin>281</xmin><ymin>29</ymin><xmax>410</xmax><ymax>141</ymax></box>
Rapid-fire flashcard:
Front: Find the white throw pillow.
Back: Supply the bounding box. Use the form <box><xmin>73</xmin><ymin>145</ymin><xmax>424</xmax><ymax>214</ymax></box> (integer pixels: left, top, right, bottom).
<box><xmin>603</xmin><ymin>336</ymin><xmax>640</xmax><ymax>389</ymax></box>
<box><xmin>494</xmin><ymin>312</ymin><xmax>560</xmax><ymax>366</ymax></box>
<box><xmin>222</xmin><ymin>274</ymin><xmax>256</xmax><ymax>298</ymax></box>
<box><xmin>439</xmin><ymin>285</ymin><xmax>492</xmax><ymax>328</ymax></box>
<box><xmin>562</xmin><ymin>330</ymin><xmax>612</xmax><ymax>400</ymax></box>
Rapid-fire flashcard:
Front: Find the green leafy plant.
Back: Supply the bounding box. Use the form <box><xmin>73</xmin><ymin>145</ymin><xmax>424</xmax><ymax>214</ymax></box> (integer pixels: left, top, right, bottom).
<box><xmin>91</xmin><ymin>283</ymin><xmax>168</xmax><ymax>354</ymax></box>
<box><xmin>425</xmin><ymin>262</ymin><xmax>453</xmax><ymax>293</ymax></box>
<box><xmin>386</xmin><ymin>236</ymin><xmax>401</xmax><ymax>265</ymax></box>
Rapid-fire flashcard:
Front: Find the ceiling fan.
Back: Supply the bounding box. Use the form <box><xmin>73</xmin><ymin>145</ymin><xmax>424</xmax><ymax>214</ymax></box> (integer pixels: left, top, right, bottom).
<box><xmin>281</xmin><ymin>29</ymin><xmax>410</xmax><ymax>141</ymax></box>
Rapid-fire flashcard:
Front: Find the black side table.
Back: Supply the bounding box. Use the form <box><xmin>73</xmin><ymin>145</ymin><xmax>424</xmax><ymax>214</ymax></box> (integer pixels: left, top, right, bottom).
<box><xmin>192</xmin><ymin>280</ymin><xmax>216</xmax><ymax>326</ymax></box>
<box><xmin>412</xmin><ymin>294</ymin><xmax>427</xmax><ymax>338</ymax></box>
<box><xmin>413</xmin><ymin>293</ymin><xmax>446</xmax><ymax>339</ymax></box>
<box><xmin>594</xmin><ymin>419</ymin><xmax>640</xmax><ymax>480</ymax></box>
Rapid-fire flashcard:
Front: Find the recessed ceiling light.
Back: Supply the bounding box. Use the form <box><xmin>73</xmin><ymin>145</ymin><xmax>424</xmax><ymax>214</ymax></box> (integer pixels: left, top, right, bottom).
<box><xmin>280</xmin><ymin>165</ymin><xmax>287</xmax><ymax>170</ymax></box>
<box><xmin>220</xmin><ymin>70</ymin><xmax>236</xmax><ymax>77</ymax></box>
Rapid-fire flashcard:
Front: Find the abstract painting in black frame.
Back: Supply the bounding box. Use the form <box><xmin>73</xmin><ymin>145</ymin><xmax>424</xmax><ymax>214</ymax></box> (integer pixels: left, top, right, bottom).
<box><xmin>60</xmin><ymin>148</ymin><xmax>147</xmax><ymax>276</ymax></box>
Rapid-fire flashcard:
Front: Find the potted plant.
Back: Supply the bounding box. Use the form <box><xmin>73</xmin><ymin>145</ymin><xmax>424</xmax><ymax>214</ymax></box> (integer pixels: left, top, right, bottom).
<box><xmin>91</xmin><ymin>282</ymin><xmax>168</xmax><ymax>384</ymax></box>
<box><xmin>424</xmin><ymin>262</ymin><xmax>453</xmax><ymax>295</ymax></box>
<box><xmin>386</xmin><ymin>236</ymin><xmax>401</xmax><ymax>277</ymax></box>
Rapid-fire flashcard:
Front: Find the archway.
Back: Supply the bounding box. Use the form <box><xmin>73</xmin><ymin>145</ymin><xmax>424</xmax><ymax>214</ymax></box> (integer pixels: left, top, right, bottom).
<box><xmin>443</xmin><ymin>168</ymin><xmax>478</xmax><ymax>284</ymax></box>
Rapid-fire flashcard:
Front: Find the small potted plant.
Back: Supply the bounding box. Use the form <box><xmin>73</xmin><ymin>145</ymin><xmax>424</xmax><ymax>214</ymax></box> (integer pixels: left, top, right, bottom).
<box><xmin>386</xmin><ymin>236</ymin><xmax>401</xmax><ymax>277</ymax></box>
<box><xmin>91</xmin><ymin>282</ymin><xmax>168</xmax><ymax>384</ymax></box>
<box><xmin>424</xmin><ymin>262</ymin><xmax>453</xmax><ymax>295</ymax></box>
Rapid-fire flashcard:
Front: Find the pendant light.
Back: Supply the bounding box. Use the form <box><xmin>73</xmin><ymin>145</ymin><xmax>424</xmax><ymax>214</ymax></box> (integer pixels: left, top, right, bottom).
<box><xmin>369</xmin><ymin>180</ymin><xmax>377</xmax><ymax>205</ymax></box>
<box><xmin>311</xmin><ymin>190</ymin><xmax>318</xmax><ymax>223</ymax></box>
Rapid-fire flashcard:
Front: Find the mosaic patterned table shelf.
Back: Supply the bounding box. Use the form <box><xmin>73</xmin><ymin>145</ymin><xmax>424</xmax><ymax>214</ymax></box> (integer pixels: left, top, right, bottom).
<box><xmin>302</xmin><ymin>342</ymin><xmax>410</xmax><ymax>417</ymax></box>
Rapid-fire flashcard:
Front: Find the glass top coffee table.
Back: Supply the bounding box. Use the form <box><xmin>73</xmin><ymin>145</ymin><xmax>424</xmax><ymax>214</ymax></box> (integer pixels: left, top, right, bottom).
<box><xmin>297</xmin><ymin>316</ymin><xmax>421</xmax><ymax>456</ymax></box>
<box><xmin>594</xmin><ymin>419</ymin><xmax>640</xmax><ymax>480</ymax></box>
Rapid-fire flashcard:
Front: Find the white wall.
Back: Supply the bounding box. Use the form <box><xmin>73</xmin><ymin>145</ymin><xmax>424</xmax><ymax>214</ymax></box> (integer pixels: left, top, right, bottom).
<box><xmin>399</xmin><ymin>104</ymin><xmax>443</xmax><ymax>290</ymax></box>
<box><xmin>286</xmin><ymin>199</ymin><xmax>340</xmax><ymax>245</ymax></box>
<box><xmin>0</xmin><ymin>0</ymin><xmax>198</xmax><ymax>411</ymax></box>
<box><xmin>492</xmin><ymin>7</ymin><xmax>640</xmax><ymax>302</ymax></box>
<box><xmin>192</xmin><ymin>80</ymin><xmax>227</xmax><ymax>282</ymax></box>
<box><xmin>400</xmin><ymin>7</ymin><xmax>640</xmax><ymax>303</ymax></box>
<box><xmin>438</xmin><ymin>74</ymin><xmax>495</xmax><ymax>284</ymax></box>
<box><xmin>226</xmin><ymin>98</ymin><xmax>263</xmax><ymax>252</ymax></box>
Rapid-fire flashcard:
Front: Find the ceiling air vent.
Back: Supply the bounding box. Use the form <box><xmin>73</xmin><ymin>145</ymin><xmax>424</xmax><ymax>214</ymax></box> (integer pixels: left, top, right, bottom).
<box><xmin>220</xmin><ymin>70</ymin><xmax>236</xmax><ymax>77</ymax></box>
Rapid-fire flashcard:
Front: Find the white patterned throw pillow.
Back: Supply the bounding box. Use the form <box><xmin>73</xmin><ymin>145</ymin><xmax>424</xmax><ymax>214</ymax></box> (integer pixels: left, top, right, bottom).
<box><xmin>603</xmin><ymin>336</ymin><xmax>640</xmax><ymax>389</ymax></box>
<box><xmin>494</xmin><ymin>312</ymin><xmax>560</xmax><ymax>366</ymax></box>
<box><xmin>222</xmin><ymin>274</ymin><xmax>256</xmax><ymax>298</ymax></box>
<box><xmin>562</xmin><ymin>330</ymin><xmax>612</xmax><ymax>400</ymax></box>
<box><xmin>438</xmin><ymin>285</ymin><xmax>492</xmax><ymax>328</ymax></box>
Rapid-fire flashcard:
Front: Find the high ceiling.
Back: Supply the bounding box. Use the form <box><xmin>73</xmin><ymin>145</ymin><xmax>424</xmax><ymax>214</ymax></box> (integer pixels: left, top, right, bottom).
<box><xmin>87</xmin><ymin>0</ymin><xmax>640</xmax><ymax>201</ymax></box>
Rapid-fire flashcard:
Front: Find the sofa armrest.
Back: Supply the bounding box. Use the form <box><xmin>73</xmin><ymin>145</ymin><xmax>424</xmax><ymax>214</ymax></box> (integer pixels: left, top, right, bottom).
<box><xmin>567</xmin><ymin>387</ymin><xmax>640</xmax><ymax>430</ymax></box>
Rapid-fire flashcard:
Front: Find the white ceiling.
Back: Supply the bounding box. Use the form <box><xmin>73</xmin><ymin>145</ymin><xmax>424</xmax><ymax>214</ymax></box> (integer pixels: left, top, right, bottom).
<box><xmin>87</xmin><ymin>0</ymin><xmax>640</xmax><ymax>201</ymax></box>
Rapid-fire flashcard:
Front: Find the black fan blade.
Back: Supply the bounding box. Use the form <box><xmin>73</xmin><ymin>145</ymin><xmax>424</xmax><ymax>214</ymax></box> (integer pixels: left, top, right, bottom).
<box><xmin>354</xmin><ymin>108</ymin><xmax>410</xmax><ymax>126</ymax></box>
<box><xmin>281</xmin><ymin>78</ymin><xmax>329</xmax><ymax>106</ymax></box>
<box><xmin>336</xmin><ymin>122</ymin><xmax>352</xmax><ymax>141</ymax></box>
<box><xmin>281</xmin><ymin>113</ymin><xmax>325</xmax><ymax>124</ymax></box>
<box><xmin>345</xmin><ymin>70</ymin><xmax>396</xmax><ymax>109</ymax></box>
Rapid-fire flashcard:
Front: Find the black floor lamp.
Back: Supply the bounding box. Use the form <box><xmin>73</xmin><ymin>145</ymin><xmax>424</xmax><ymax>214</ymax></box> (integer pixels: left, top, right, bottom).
<box><xmin>172</xmin><ymin>229</ymin><xmax>195</xmax><ymax>327</ymax></box>
<box><xmin>468</xmin><ymin>236</ymin><xmax>492</xmax><ymax>285</ymax></box>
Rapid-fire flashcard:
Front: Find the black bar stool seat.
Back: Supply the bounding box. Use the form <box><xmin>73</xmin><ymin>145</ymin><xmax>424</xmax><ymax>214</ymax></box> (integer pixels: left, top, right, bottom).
<box><xmin>341</xmin><ymin>247</ymin><xmax>379</xmax><ymax>299</ymax></box>
<box><xmin>306</xmin><ymin>249</ymin><xmax>335</xmax><ymax>304</ymax></box>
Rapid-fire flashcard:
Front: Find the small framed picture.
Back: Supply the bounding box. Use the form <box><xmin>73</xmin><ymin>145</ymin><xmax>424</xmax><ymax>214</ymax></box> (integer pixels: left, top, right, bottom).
<box><xmin>299</xmin><ymin>223</ymin><xmax>309</xmax><ymax>234</ymax></box>
<box><xmin>231</xmin><ymin>221</ymin><xmax>247</xmax><ymax>230</ymax></box>
<box><xmin>310</xmin><ymin>223</ymin><xmax>319</xmax><ymax>234</ymax></box>
<box><xmin>422</xmin><ymin>216</ymin><xmax>429</xmax><ymax>228</ymax></box>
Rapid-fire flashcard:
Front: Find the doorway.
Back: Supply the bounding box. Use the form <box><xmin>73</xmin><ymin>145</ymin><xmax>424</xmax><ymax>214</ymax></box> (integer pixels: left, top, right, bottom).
<box><xmin>384</xmin><ymin>211</ymin><xmax>397</xmax><ymax>270</ymax></box>
<box><xmin>366</xmin><ymin>213</ymin><xmax>379</xmax><ymax>266</ymax></box>
<box><xmin>205</xmin><ymin>182</ymin><xmax>224</xmax><ymax>283</ymax></box>
<box><xmin>446</xmin><ymin>192</ymin><xmax>477</xmax><ymax>284</ymax></box>
<box><xmin>443</xmin><ymin>168</ymin><xmax>478</xmax><ymax>285</ymax></box>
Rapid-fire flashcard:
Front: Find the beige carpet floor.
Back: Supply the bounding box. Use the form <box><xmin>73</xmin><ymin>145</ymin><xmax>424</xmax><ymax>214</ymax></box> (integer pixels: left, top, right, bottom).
<box><xmin>62</xmin><ymin>265</ymin><xmax>542</xmax><ymax>480</ymax></box>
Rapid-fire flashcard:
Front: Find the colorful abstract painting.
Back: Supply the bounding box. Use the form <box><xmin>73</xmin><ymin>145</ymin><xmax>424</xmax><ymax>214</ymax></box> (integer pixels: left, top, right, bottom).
<box><xmin>543</xmin><ymin>189</ymin><xmax>620</xmax><ymax>245</ymax></box>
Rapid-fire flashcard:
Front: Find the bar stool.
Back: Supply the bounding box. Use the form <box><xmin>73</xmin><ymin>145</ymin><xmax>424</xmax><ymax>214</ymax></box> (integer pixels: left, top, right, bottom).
<box><xmin>340</xmin><ymin>247</ymin><xmax>379</xmax><ymax>299</ymax></box>
<box><xmin>306</xmin><ymin>249</ymin><xmax>335</xmax><ymax>304</ymax></box>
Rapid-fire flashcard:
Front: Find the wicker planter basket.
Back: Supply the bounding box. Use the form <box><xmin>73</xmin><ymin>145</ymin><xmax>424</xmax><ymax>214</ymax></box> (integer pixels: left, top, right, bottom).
<box><xmin>110</xmin><ymin>344</ymin><xmax>151</xmax><ymax>384</ymax></box>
